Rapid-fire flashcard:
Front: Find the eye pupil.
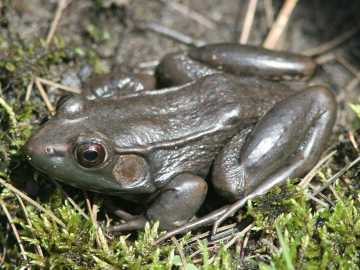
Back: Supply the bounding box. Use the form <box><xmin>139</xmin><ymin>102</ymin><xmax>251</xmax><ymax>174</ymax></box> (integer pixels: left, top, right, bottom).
<box><xmin>75</xmin><ymin>142</ymin><xmax>106</xmax><ymax>168</ymax></box>
<box><xmin>83</xmin><ymin>150</ymin><xmax>98</xmax><ymax>161</ymax></box>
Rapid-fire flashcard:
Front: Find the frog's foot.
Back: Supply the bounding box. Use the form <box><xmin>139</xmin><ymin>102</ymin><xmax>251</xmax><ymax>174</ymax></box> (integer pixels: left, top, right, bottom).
<box><xmin>211</xmin><ymin>85</ymin><xmax>337</xmax><ymax>234</ymax></box>
<box><xmin>154</xmin><ymin>205</ymin><xmax>229</xmax><ymax>244</ymax></box>
<box><xmin>108</xmin><ymin>215</ymin><xmax>147</xmax><ymax>233</ymax></box>
<box><xmin>105</xmin><ymin>201</ymin><xmax>147</xmax><ymax>233</ymax></box>
<box><xmin>156</xmin><ymin>43</ymin><xmax>316</xmax><ymax>88</ymax></box>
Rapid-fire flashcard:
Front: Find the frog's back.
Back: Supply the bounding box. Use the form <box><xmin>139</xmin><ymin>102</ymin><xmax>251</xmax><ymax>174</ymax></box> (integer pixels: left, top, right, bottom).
<box><xmin>102</xmin><ymin>74</ymin><xmax>292</xmax><ymax>147</ymax></box>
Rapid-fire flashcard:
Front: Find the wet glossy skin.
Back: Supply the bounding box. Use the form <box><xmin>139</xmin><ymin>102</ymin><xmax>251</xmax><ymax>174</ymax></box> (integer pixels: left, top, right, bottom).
<box><xmin>25</xmin><ymin>43</ymin><xmax>337</xmax><ymax>240</ymax></box>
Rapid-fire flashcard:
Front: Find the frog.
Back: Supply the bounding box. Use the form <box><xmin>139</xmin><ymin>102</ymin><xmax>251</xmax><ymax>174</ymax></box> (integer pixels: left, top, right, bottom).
<box><xmin>24</xmin><ymin>43</ymin><xmax>337</xmax><ymax>241</ymax></box>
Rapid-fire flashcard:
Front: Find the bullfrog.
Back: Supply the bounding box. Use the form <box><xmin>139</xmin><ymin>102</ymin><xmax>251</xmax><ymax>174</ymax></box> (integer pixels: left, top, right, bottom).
<box><xmin>24</xmin><ymin>43</ymin><xmax>337</xmax><ymax>240</ymax></box>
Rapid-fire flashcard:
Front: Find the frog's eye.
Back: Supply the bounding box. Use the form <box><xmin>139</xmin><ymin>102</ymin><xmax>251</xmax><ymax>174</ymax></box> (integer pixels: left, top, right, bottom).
<box><xmin>75</xmin><ymin>142</ymin><xmax>106</xmax><ymax>168</ymax></box>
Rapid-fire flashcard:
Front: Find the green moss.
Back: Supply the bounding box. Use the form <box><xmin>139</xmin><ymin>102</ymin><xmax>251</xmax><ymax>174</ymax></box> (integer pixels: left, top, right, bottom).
<box><xmin>85</xmin><ymin>24</ymin><xmax>111</xmax><ymax>44</ymax></box>
<box><xmin>255</xmin><ymin>184</ymin><xmax>360</xmax><ymax>269</ymax></box>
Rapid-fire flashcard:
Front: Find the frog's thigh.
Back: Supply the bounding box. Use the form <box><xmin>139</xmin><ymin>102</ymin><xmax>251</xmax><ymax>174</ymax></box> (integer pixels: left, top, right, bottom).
<box><xmin>146</xmin><ymin>173</ymin><xmax>208</xmax><ymax>231</ymax></box>
<box><xmin>212</xmin><ymin>85</ymin><xmax>336</xmax><ymax>201</ymax></box>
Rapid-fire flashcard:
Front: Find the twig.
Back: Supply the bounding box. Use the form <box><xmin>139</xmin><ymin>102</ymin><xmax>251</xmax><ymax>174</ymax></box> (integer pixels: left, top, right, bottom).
<box><xmin>0</xmin><ymin>246</ymin><xmax>5</xmax><ymax>266</ymax></box>
<box><xmin>346</xmin><ymin>78</ymin><xmax>360</xmax><ymax>92</ymax></box>
<box><xmin>34</xmin><ymin>78</ymin><xmax>55</xmax><ymax>114</ymax></box>
<box><xmin>336</xmin><ymin>54</ymin><xmax>360</xmax><ymax>84</ymax></box>
<box><xmin>304</xmin><ymin>26</ymin><xmax>360</xmax><ymax>56</ymax></box>
<box><xmin>315</xmin><ymin>52</ymin><xmax>336</xmax><ymax>65</ymax></box>
<box><xmin>171</xmin><ymin>237</ymin><xmax>187</xmax><ymax>270</ymax></box>
<box><xmin>0</xmin><ymin>199</ymin><xmax>28</xmax><ymax>261</ymax></box>
<box><xmin>36</xmin><ymin>77</ymin><xmax>82</xmax><ymax>95</ymax></box>
<box><xmin>187</xmin><ymin>223</ymin><xmax>237</xmax><ymax>244</ymax></box>
<box><xmin>137</xmin><ymin>60</ymin><xmax>159</xmax><ymax>69</ymax></box>
<box><xmin>84</xmin><ymin>193</ymin><xmax>109</xmax><ymax>252</ymax></box>
<box><xmin>307</xmin><ymin>194</ymin><xmax>330</xmax><ymax>208</ymax></box>
<box><xmin>329</xmin><ymin>185</ymin><xmax>341</xmax><ymax>201</ymax></box>
<box><xmin>0</xmin><ymin>177</ymin><xmax>65</xmax><ymax>227</ymax></box>
<box><xmin>312</xmin><ymin>155</ymin><xmax>360</xmax><ymax>196</ymax></box>
<box><xmin>206</xmin><ymin>223</ymin><xmax>254</xmax><ymax>265</ymax></box>
<box><xmin>46</xmin><ymin>0</ymin><xmax>70</xmax><ymax>46</ymax></box>
<box><xmin>308</xmin><ymin>183</ymin><xmax>335</xmax><ymax>207</ymax></box>
<box><xmin>189</xmin><ymin>243</ymin><xmax>222</xmax><ymax>261</ymax></box>
<box><xmin>15</xmin><ymin>194</ymin><xmax>44</xmax><ymax>258</ymax></box>
<box><xmin>162</xmin><ymin>0</ymin><xmax>216</xmax><ymax>29</ymax></box>
<box><xmin>241</xmin><ymin>231</ymin><xmax>250</xmax><ymax>259</ymax></box>
<box><xmin>25</xmin><ymin>78</ymin><xmax>34</xmax><ymax>102</ymax></box>
<box><xmin>209</xmin><ymin>229</ymin><xmax>238</xmax><ymax>243</ymax></box>
<box><xmin>135</xmin><ymin>21</ymin><xmax>205</xmax><ymax>46</ymax></box>
<box><xmin>239</xmin><ymin>0</ymin><xmax>258</xmax><ymax>44</ymax></box>
<box><xmin>348</xmin><ymin>130</ymin><xmax>360</xmax><ymax>153</ymax></box>
<box><xmin>209</xmin><ymin>234</ymin><xmax>234</xmax><ymax>245</ymax></box>
<box><xmin>224</xmin><ymin>223</ymin><xmax>254</xmax><ymax>249</ymax></box>
<box><xmin>298</xmin><ymin>150</ymin><xmax>337</xmax><ymax>188</ymax></box>
<box><xmin>263</xmin><ymin>0</ymin><xmax>299</xmax><ymax>49</ymax></box>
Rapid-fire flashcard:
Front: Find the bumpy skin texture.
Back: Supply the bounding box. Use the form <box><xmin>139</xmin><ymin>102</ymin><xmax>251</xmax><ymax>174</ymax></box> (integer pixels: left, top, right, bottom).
<box><xmin>25</xmin><ymin>43</ymin><xmax>337</xmax><ymax>238</ymax></box>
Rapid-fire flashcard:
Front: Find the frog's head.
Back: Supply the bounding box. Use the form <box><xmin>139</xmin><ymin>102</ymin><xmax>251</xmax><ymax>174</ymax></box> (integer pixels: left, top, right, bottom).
<box><xmin>24</xmin><ymin>95</ymin><xmax>154</xmax><ymax>195</ymax></box>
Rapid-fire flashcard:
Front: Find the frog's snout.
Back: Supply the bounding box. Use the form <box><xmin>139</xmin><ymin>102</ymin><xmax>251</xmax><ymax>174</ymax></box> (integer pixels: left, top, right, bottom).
<box><xmin>24</xmin><ymin>136</ymin><xmax>40</xmax><ymax>159</ymax></box>
<box><xmin>24</xmin><ymin>139</ymin><xmax>44</xmax><ymax>175</ymax></box>
<box><xmin>24</xmin><ymin>128</ymin><xmax>69</xmax><ymax>173</ymax></box>
<box><xmin>24</xmin><ymin>134</ymin><xmax>49</xmax><ymax>166</ymax></box>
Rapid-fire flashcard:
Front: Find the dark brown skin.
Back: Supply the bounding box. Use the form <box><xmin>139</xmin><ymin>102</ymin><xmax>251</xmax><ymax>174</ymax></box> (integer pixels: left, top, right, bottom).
<box><xmin>24</xmin><ymin>43</ymin><xmax>337</xmax><ymax>242</ymax></box>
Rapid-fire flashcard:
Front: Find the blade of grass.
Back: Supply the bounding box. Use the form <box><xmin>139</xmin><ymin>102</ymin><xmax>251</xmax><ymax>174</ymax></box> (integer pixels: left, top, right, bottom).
<box><xmin>276</xmin><ymin>225</ymin><xmax>294</xmax><ymax>270</ymax></box>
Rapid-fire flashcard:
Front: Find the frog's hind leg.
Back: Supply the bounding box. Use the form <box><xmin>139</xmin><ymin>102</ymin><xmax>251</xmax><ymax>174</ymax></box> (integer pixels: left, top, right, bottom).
<box><xmin>211</xmin><ymin>85</ymin><xmax>336</xmax><ymax>234</ymax></box>
<box><xmin>188</xmin><ymin>43</ymin><xmax>317</xmax><ymax>81</ymax></box>
<box><xmin>109</xmin><ymin>173</ymin><xmax>208</xmax><ymax>233</ymax></box>
<box><xmin>156</xmin><ymin>43</ymin><xmax>316</xmax><ymax>88</ymax></box>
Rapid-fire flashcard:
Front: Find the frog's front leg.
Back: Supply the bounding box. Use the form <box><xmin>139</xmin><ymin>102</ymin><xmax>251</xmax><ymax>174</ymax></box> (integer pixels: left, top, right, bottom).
<box><xmin>211</xmin><ymin>85</ymin><xmax>336</xmax><ymax>233</ymax></box>
<box><xmin>109</xmin><ymin>173</ymin><xmax>207</xmax><ymax>233</ymax></box>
